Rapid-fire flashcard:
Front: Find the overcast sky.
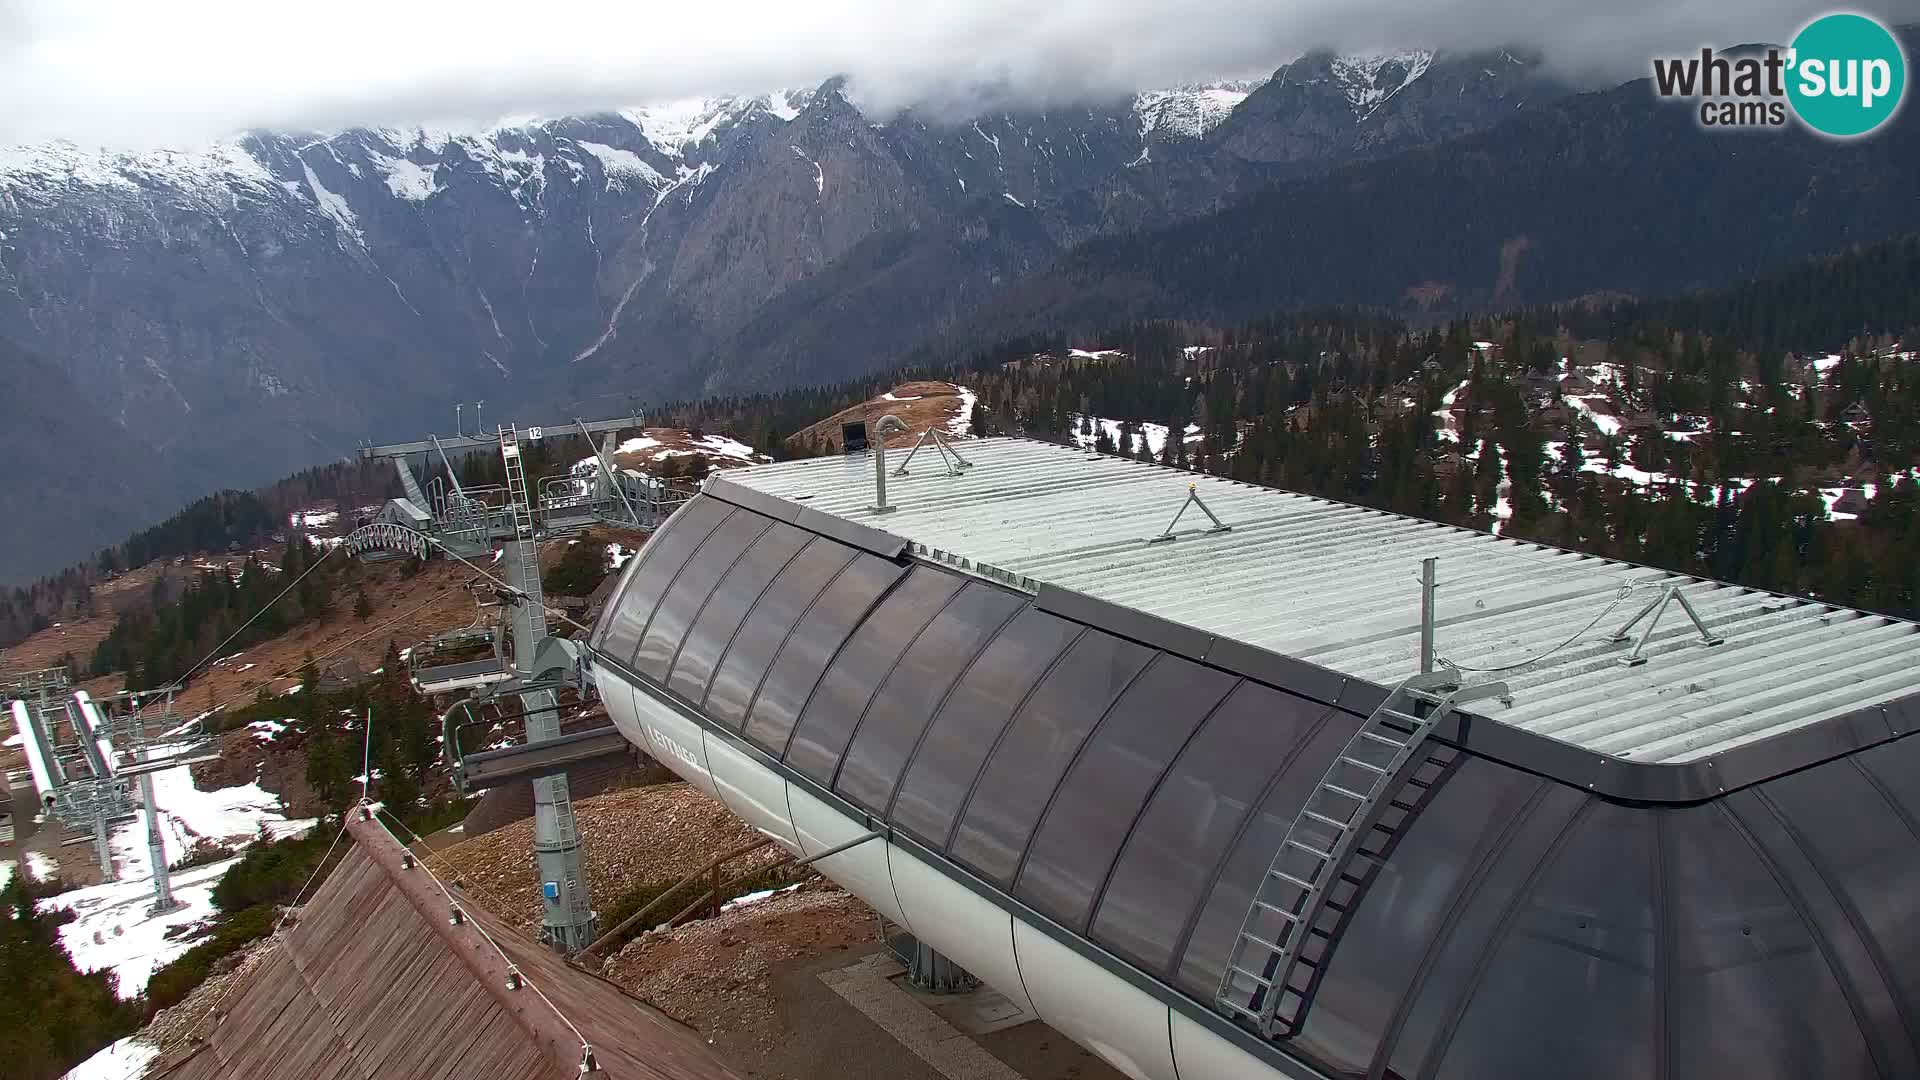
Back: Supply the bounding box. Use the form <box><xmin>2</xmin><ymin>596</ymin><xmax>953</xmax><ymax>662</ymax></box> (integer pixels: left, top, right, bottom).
<box><xmin>3</xmin><ymin>0</ymin><xmax>1915</xmax><ymax>148</ymax></box>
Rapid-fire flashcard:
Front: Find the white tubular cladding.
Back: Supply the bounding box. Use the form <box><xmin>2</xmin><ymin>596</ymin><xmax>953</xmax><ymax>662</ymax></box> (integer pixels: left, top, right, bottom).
<box><xmin>597</xmin><ymin>669</ymin><xmax>1305</xmax><ymax>1080</ymax></box>
<box><xmin>12</xmin><ymin>699</ymin><xmax>54</xmax><ymax>801</ymax></box>
<box><xmin>704</xmin><ymin>731</ymin><xmax>801</xmax><ymax>850</ymax></box>
<box><xmin>71</xmin><ymin>690</ymin><xmax>116</xmax><ymax>778</ymax></box>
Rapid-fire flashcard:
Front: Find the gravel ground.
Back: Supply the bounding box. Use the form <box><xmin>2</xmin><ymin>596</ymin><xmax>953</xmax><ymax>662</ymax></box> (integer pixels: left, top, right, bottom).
<box><xmin>141</xmin><ymin>934</ymin><xmax>281</xmax><ymax>1054</ymax></box>
<box><xmin>603</xmin><ymin>885</ymin><xmax>881</xmax><ymax>1060</ymax></box>
<box><xmin>431</xmin><ymin>782</ymin><xmax>787</xmax><ymax>929</ymax></box>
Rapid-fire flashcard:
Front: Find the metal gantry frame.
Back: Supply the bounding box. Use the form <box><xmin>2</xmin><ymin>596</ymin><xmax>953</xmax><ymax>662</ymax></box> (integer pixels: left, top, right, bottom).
<box><xmin>6</xmin><ymin>667</ymin><xmax>124</xmax><ymax>881</ymax></box>
<box><xmin>355</xmin><ymin>408</ymin><xmax>681</xmax><ymax>952</ymax></box>
<box><xmin>6</xmin><ymin>671</ymin><xmax>214</xmax><ymax>908</ymax></box>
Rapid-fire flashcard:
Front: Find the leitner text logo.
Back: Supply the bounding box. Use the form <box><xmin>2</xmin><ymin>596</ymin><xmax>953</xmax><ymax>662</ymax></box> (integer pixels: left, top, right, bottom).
<box><xmin>1652</xmin><ymin>12</ymin><xmax>1907</xmax><ymax>137</ymax></box>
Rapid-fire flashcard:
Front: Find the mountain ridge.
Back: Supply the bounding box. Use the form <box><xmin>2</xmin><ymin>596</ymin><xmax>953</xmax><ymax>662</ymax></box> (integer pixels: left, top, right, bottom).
<box><xmin>0</xmin><ymin>42</ymin><xmax>1846</xmax><ymax>582</ymax></box>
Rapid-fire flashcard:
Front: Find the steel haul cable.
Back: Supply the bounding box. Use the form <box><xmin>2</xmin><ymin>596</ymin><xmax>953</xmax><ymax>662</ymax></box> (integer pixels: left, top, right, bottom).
<box><xmin>165</xmin><ymin>545</ymin><xmax>343</xmax><ymax>692</ymax></box>
<box><xmin>373</xmin><ymin>803</ymin><xmax>528</xmax><ymax>934</ymax></box>
<box><xmin>169</xmin><ymin>581</ymin><xmax>461</xmax><ymax>730</ymax></box>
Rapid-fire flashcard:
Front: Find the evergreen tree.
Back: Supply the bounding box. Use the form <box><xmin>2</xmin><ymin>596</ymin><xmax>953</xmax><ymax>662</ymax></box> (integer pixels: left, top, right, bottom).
<box><xmin>0</xmin><ymin>877</ymin><xmax>140</xmax><ymax>1080</ymax></box>
<box><xmin>376</xmin><ymin>737</ymin><xmax>420</xmax><ymax>814</ymax></box>
<box><xmin>1474</xmin><ymin>438</ymin><xmax>1503</xmax><ymax>527</ymax></box>
<box><xmin>305</xmin><ymin>724</ymin><xmax>351</xmax><ymax>810</ymax></box>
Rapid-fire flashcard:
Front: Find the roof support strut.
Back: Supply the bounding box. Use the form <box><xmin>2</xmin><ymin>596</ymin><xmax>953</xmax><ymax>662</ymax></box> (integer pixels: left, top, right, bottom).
<box><xmin>1150</xmin><ymin>482</ymin><xmax>1232</xmax><ymax>544</ymax></box>
<box><xmin>1607</xmin><ymin>583</ymin><xmax>1724</xmax><ymax>667</ymax></box>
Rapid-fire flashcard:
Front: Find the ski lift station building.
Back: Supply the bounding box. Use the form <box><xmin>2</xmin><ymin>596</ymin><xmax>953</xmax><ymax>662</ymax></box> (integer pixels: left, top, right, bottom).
<box><xmin>586</xmin><ymin>436</ymin><xmax>1920</xmax><ymax>1080</ymax></box>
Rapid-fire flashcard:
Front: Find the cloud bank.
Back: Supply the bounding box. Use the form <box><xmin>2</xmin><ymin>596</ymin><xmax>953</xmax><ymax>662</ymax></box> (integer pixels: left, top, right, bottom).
<box><xmin>2</xmin><ymin>0</ymin><xmax>1914</xmax><ymax>148</ymax></box>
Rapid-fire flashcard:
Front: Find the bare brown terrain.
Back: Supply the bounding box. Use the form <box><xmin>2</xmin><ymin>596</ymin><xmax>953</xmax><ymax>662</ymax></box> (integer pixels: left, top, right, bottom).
<box><xmin>790</xmin><ymin>381</ymin><xmax>976</xmax><ymax>454</ymax></box>
<box><xmin>433</xmin><ymin>782</ymin><xmax>790</xmax><ymax>930</ymax></box>
<box><xmin>120</xmin><ymin>556</ymin><xmax>484</xmax><ymax>723</ymax></box>
<box><xmin>605</xmin><ymin>426</ymin><xmax>771</xmax><ymax>472</ymax></box>
<box><xmin>0</xmin><ymin>553</ymin><xmax>265</xmax><ymax>674</ymax></box>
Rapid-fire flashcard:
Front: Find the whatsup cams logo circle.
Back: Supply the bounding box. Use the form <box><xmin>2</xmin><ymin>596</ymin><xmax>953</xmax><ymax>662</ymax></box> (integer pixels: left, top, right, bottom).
<box><xmin>1651</xmin><ymin>11</ymin><xmax>1907</xmax><ymax>136</ymax></box>
<box><xmin>1787</xmin><ymin>13</ymin><xmax>1907</xmax><ymax>136</ymax></box>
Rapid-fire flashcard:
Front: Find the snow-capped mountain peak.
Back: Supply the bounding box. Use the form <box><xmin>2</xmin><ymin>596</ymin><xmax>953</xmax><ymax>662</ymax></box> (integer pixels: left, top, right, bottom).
<box><xmin>1134</xmin><ymin>80</ymin><xmax>1266</xmax><ymax>142</ymax></box>
<box><xmin>0</xmin><ymin>140</ymin><xmax>282</xmax><ymax>196</ymax></box>
<box><xmin>619</xmin><ymin>89</ymin><xmax>812</xmax><ymax>158</ymax></box>
<box><xmin>1327</xmin><ymin>50</ymin><xmax>1436</xmax><ymax>120</ymax></box>
<box><xmin>0</xmin><ymin>52</ymin><xmax>1582</xmax><ymax>585</ymax></box>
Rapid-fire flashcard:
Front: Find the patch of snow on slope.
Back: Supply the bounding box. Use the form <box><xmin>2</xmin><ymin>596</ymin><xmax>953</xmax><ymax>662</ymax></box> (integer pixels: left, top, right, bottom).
<box><xmin>28</xmin><ymin>851</ymin><xmax>58</xmax><ymax>881</ymax></box>
<box><xmin>570</xmin><ymin>277</ymin><xmax>646</xmax><ymax>364</ymax></box>
<box><xmin>622</xmin><ymin>98</ymin><xmax>753</xmax><ymax>157</ymax></box>
<box><xmin>948</xmin><ymin>386</ymin><xmax>979</xmax><ymax>437</ymax></box>
<box><xmin>765</xmin><ymin>89</ymin><xmax>809</xmax><ymax>122</ymax></box>
<box><xmin>790</xmin><ymin>146</ymin><xmax>824</xmax><ymax>195</ymax></box>
<box><xmin>377</xmin><ymin>126</ymin><xmax>455</xmax><ymax>155</ymax></box>
<box><xmin>1071</xmin><ymin>415</ymin><xmax>1200</xmax><ymax>457</ymax></box>
<box><xmin>1133</xmin><ymin>82</ymin><xmax>1261</xmax><ymax>141</ymax></box>
<box><xmin>299</xmin><ymin>161</ymin><xmax>363</xmax><ymax>248</ymax></box>
<box><xmin>577</xmin><ymin>141</ymin><xmax>666</xmax><ymax>193</ymax></box>
<box><xmin>371</xmin><ymin>153</ymin><xmax>440</xmax><ymax>201</ymax></box>
<box><xmin>61</xmin><ymin>1035</ymin><xmax>157</xmax><ymax>1080</ymax></box>
<box><xmin>479</xmin><ymin>145</ymin><xmax>548</xmax><ymax>205</ymax></box>
<box><xmin>1330</xmin><ymin>51</ymin><xmax>1436</xmax><ymax>120</ymax></box>
<box><xmin>1567</xmin><ymin>395</ymin><xmax>1622</xmax><ymax>436</ymax></box>
<box><xmin>43</xmin><ymin>856</ymin><xmax>238</xmax><ymax>999</ymax></box>
<box><xmin>690</xmin><ymin>434</ymin><xmax>763</xmax><ymax>461</ymax></box>
<box><xmin>36</xmin><ymin>767</ymin><xmax>316</xmax><ymax>998</ymax></box>
<box><xmin>0</xmin><ymin>143</ymin><xmax>139</xmax><ymax>191</ymax></box>
<box><xmin>0</xmin><ymin>141</ymin><xmax>281</xmax><ymax>195</ymax></box>
<box><xmin>141</xmin><ymin>765</ymin><xmax>317</xmax><ymax>868</ymax></box>
<box><xmin>721</xmin><ymin>882</ymin><xmax>803</xmax><ymax>912</ymax></box>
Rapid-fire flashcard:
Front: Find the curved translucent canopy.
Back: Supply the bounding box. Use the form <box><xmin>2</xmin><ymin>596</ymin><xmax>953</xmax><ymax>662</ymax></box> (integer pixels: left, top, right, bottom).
<box><xmin>596</xmin><ymin>494</ymin><xmax>1920</xmax><ymax>1079</ymax></box>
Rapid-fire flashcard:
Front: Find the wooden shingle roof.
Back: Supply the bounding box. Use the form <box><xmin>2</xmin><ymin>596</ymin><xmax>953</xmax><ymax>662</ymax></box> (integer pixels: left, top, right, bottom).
<box><xmin>151</xmin><ymin>814</ymin><xmax>740</xmax><ymax>1080</ymax></box>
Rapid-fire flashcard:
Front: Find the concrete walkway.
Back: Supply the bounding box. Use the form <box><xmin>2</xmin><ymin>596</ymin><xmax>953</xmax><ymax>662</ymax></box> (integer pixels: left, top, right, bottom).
<box><xmin>820</xmin><ymin>953</ymin><xmax>1028</xmax><ymax>1080</ymax></box>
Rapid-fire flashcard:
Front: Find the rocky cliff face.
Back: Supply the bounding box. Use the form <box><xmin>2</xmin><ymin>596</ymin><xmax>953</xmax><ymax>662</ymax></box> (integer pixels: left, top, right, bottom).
<box><xmin>0</xmin><ymin>51</ymin><xmax>1560</xmax><ymax>581</ymax></box>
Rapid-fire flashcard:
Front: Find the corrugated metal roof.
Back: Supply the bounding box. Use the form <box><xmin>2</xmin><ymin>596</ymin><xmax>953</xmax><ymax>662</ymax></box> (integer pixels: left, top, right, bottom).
<box><xmin>722</xmin><ymin>437</ymin><xmax>1920</xmax><ymax>764</ymax></box>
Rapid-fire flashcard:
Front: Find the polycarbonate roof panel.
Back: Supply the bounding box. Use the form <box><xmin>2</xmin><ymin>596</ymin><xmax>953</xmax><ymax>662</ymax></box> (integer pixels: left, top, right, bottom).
<box><xmin>721</xmin><ymin>438</ymin><xmax>1920</xmax><ymax>765</ymax></box>
<box><xmin>591</xmin><ymin>491</ymin><xmax>1920</xmax><ymax>1076</ymax></box>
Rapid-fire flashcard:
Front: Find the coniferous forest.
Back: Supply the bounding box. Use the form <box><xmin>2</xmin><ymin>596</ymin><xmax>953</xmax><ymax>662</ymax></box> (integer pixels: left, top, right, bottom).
<box><xmin>9</xmin><ymin>236</ymin><xmax>1920</xmax><ymax>669</ymax></box>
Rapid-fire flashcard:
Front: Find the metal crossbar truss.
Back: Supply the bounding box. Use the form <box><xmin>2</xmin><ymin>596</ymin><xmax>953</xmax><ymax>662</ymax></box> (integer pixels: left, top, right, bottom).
<box><xmin>345</xmin><ymin>521</ymin><xmax>434</xmax><ymax>559</ymax></box>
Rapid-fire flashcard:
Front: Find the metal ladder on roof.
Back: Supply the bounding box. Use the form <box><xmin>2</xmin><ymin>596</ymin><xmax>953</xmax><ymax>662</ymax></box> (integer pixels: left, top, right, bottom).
<box><xmin>498</xmin><ymin>425</ymin><xmax>548</xmax><ymax>646</ymax></box>
<box><xmin>1216</xmin><ymin>671</ymin><xmax>1508</xmax><ymax>1039</ymax></box>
